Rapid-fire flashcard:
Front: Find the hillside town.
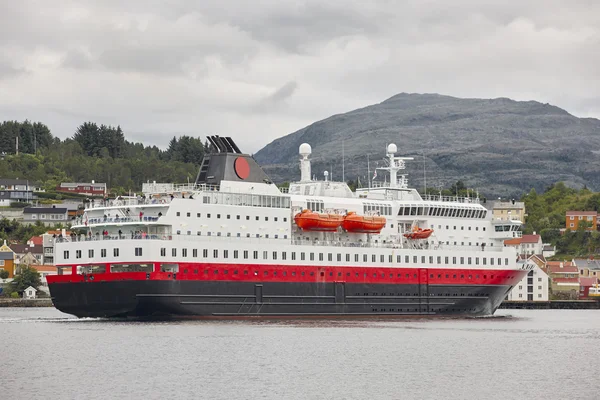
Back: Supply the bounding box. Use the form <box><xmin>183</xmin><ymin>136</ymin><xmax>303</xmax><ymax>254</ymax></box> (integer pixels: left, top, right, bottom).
<box><xmin>1</xmin><ymin>177</ymin><xmax>599</xmax><ymax>304</ymax></box>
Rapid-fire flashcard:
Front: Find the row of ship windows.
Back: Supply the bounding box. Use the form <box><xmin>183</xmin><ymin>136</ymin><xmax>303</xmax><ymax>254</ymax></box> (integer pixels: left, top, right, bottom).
<box><xmin>399</xmin><ymin>206</ymin><xmax>486</xmax><ymax>219</ymax></box>
<box><xmin>307</xmin><ymin>201</ymin><xmax>393</xmax><ymax>216</ymax></box>
<box><xmin>434</xmin><ymin>225</ymin><xmax>486</xmax><ymax>232</ymax></box>
<box><xmin>178</xmin><ymin>268</ymin><xmax>500</xmax><ymax>281</ymax></box>
<box><xmin>64</xmin><ymin>248</ymin><xmax>509</xmax><ymax>267</ymax></box>
<box><xmin>175</xmin><ymin>231</ymin><xmax>288</xmax><ymax>239</ymax></box>
<box><xmin>175</xmin><ymin>212</ymin><xmax>287</xmax><ymax>223</ymax></box>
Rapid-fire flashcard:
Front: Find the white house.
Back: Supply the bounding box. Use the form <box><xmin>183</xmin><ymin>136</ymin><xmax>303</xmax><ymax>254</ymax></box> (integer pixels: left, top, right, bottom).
<box><xmin>504</xmin><ymin>234</ymin><xmax>543</xmax><ymax>256</ymax></box>
<box><xmin>507</xmin><ymin>260</ymin><xmax>549</xmax><ymax>301</ymax></box>
<box><xmin>23</xmin><ymin>286</ymin><xmax>37</xmax><ymax>299</ymax></box>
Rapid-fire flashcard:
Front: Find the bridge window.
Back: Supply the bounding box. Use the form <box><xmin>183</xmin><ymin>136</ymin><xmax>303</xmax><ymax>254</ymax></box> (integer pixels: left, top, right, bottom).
<box><xmin>135</xmin><ymin>247</ymin><xmax>142</xmax><ymax>257</ymax></box>
<box><xmin>193</xmin><ymin>249</ymin><xmax>198</xmax><ymax>258</ymax></box>
<box><xmin>114</xmin><ymin>248</ymin><xmax>119</xmax><ymax>257</ymax></box>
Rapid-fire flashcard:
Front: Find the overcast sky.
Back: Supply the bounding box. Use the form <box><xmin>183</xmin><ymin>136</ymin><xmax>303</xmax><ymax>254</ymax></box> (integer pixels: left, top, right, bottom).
<box><xmin>1</xmin><ymin>0</ymin><xmax>598</xmax><ymax>153</ymax></box>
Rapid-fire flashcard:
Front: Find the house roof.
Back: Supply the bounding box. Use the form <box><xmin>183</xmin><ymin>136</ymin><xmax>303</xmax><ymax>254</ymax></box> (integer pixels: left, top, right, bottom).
<box><xmin>521</xmin><ymin>234</ymin><xmax>541</xmax><ymax>243</ymax></box>
<box><xmin>547</xmin><ymin>261</ymin><xmax>578</xmax><ymax>274</ymax></box>
<box><xmin>0</xmin><ymin>252</ymin><xmax>14</xmax><ymax>260</ymax></box>
<box><xmin>0</xmin><ymin>178</ymin><xmax>32</xmax><ymax>186</ymax></box>
<box><xmin>30</xmin><ymin>265</ymin><xmax>57</xmax><ymax>273</ymax></box>
<box><xmin>573</xmin><ymin>258</ymin><xmax>600</xmax><ymax>270</ymax></box>
<box><xmin>23</xmin><ymin>207</ymin><xmax>67</xmax><ymax>214</ymax></box>
<box><xmin>59</xmin><ymin>182</ymin><xmax>106</xmax><ymax>188</ymax></box>
<box><xmin>504</xmin><ymin>238</ymin><xmax>521</xmax><ymax>246</ymax></box>
<box><xmin>46</xmin><ymin>230</ymin><xmax>72</xmax><ymax>235</ymax></box>
<box><xmin>579</xmin><ymin>277</ymin><xmax>599</xmax><ymax>287</ymax></box>
<box><xmin>566</xmin><ymin>211</ymin><xmax>597</xmax><ymax>216</ymax></box>
<box><xmin>9</xmin><ymin>244</ymin><xmax>43</xmax><ymax>254</ymax></box>
<box><xmin>24</xmin><ymin>286</ymin><xmax>38</xmax><ymax>292</ymax></box>
<box><xmin>28</xmin><ymin>236</ymin><xmax>43</xmax><ymax>246</ymax></box>
<box><xmin>543</xmin><ymin>245</ymin><xmax>554</xmax><ymax>251</ymax></box>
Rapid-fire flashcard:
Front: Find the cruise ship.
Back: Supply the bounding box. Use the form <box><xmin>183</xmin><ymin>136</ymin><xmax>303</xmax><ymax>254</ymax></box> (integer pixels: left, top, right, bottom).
<box><xmin>47</xmin><ymin>136</ymin><xmax>531</xmax><ymax>318</ymax></box>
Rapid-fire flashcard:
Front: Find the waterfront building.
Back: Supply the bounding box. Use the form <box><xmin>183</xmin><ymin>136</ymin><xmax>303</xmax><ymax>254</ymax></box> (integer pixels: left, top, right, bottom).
<box><xmin>56</xmin><ymin>181</ymin><xmax>107</xmax><ymax>197</ymax></box>
<box><xmin>546</xmin><ymin>261</ymin><xmax>580</xmax><ymax>299</ymax></box>
<box><xmin>503</xmin><ymin>234</ymin><xmax>543</xmax><ymax>255</ymax></box>
<box><xmin>506</xmin><ymin>256</ymin><xmax>549</xmax><ymax>301</ymax></box>
<box><xmin>22</xmin><ymin>206</ymin><xmax>68</xmax><ymax>226</ymax></box>
<box><xmin>0</xmin><ymin>178</ymin><xmax>42</xmax><ymax>206</ymax></box>
<box><xmin>0</xmin><ymin>241</ymin><xmax>16</xmax><ymax>278</ymax></box>
<box><xmin>565</xmin><ymin>211</ymin><xmax>597</xmax><ymax>231</ymax></box>
<box><xmin>573</xmin><ymin>258</ymin><xmax>600</xmax><ymax>278</ymax></box>
<box><xmin>491</xmin><ymin>200</ymin><xmax>526</xmax><ymax>222</ymax></box>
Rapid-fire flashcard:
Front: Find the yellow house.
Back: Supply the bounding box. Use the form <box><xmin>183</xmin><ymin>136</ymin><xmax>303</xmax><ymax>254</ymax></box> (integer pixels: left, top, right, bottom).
<box><xmin>0</xmin><ymin>240</ymin><xmax>16</xmax><ymax>279</ymax></box>
<box><xmin>492</xmin><ymin>200</ymin><xmax>527</xmax><ymax>222</ymax></box>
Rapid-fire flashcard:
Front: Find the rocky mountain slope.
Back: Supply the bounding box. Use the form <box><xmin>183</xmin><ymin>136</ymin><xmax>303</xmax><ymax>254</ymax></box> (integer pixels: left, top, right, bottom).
<box><xmin>254</xmin><ymin>93</ymin><xmax>600</xmax><ymax>197</ymax></box>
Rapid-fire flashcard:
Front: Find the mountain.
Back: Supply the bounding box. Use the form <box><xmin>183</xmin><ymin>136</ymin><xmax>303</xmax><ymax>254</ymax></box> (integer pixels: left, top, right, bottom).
<box><xmin>254</xmin><ymin>93</ymin><xmax>600</xmax><ymax>197</ymax></box>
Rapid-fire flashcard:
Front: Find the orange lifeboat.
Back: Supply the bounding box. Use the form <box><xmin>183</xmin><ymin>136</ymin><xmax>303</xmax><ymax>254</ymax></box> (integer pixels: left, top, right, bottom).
<box><xmin>342</xmin><ymin>212</ymin><xmax>386</xmax><ymax>233</ymax></box>
<box><xmin>294</xmin><ymin>209</ymin><xmax>344</xmax><ymax>231</ymax></box>
<box><xmin>403</xmin><ymin>227</ymin><xmax>434</xmax><ymax>240</ymax></box>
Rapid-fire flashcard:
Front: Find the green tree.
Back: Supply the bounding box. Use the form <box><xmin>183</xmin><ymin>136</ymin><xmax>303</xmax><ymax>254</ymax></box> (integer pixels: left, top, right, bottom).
<box><xmin>11</xmin><ymin>266</ymin><xmax>42</xmax><ymax>293</ymax></box>
<box><xmin>0</xmin><ymin>270</ymin><xmax>9</xmax><ymax>279</ymax></box>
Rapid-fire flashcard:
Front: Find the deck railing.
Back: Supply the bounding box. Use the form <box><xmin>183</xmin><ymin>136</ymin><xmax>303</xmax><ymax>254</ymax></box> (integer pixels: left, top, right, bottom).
<box><xmin>55</xmin><ymin>234</ymin><xmax>506</xmax><ymax>252</ymax></box>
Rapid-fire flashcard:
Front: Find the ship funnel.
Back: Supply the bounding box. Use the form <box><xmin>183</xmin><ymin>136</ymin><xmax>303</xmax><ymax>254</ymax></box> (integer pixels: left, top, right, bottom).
<box><xmin>299</xmin><ymin>143</ymin><xmax>312</xmax><ymax>182</ymax></box>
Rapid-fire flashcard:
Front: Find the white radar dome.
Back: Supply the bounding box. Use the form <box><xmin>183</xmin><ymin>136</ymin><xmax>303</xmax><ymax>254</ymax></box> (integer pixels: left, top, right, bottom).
<box><xmin>299</xmin><ymin>143</ymin><xmax>312</xmax><ymax>156</ymax></box>
<box><xmin>387</xmin><ymin>143</ymin><xmax>398</xmax><ymax>154</ymax></box>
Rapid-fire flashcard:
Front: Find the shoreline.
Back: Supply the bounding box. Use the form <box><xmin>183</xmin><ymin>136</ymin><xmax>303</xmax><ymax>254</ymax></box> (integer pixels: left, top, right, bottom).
<box><xmin>0</xmin><ymin>298</ymin><xmax>54</xmax><ymax>307</ymax></box>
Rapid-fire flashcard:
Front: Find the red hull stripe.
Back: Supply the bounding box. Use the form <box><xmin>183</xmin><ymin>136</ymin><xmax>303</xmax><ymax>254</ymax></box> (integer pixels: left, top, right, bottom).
<box><xmin>48</xmin><ymin>263</ymin><xmax>526</xmax><ymax>287</ymax></box>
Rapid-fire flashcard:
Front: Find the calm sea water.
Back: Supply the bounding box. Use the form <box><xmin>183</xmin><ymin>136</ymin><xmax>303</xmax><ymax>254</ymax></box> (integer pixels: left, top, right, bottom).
<box><xmin>1</xmin><ymin>308</ymin><xmax>599</xmax><ymax>400</ymax></box>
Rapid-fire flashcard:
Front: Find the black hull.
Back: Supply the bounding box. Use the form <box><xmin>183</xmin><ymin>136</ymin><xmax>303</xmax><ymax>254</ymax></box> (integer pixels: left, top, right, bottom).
<box><xmin>49</xmin><ymin>280</ymin><xmax>512</xmax><ymax>318</ymax></box>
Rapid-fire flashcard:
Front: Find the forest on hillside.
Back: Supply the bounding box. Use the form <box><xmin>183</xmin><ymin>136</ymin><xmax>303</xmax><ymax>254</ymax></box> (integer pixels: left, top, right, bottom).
<box><xmin>0</xmin><ymin>120</ymin><xmax>207</xmax><ymax>193</ymax></box>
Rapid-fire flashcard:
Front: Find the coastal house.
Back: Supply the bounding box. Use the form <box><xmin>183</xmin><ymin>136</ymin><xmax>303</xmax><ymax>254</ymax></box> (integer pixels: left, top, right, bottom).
<box><xmin>565</xmin><ymin>211</ymin><xmax>597</xmax><ymax>231</ymax></box>
<box><xmin>0</xmin><ymin>240</ymin><xmax>16</xmax><ymax>278</ymax></box>
<box><xmin>11</xmin><ymin>243</ymin><xmax>44</xmax><ymax>265</ymax></box>
<box><xmin>491</xmin><ymin>200</ymin><xmax>526</xmax><ymax>222</ymax></box>
<box><xmin>30</xmin><ymin>264</ymin><xmax>63</xmax><ymax>288</ymax></box>
<box><xmin>546</xmin><ymin>261</ymin><xmax>580</xmax><ymax>299</ymax></box>
<box><xmin>23</xmin><ymin>286</ymin><xmax>37</xmax><ymax>299</ymax></box>
<box><xmin>0</xmin><ymin>178</ymin><xmax>41</xmax><ymax>206</ymax></box>
<box><xmin>579</xmin><ymin>277</ymin><xmax>599</xmax><ymax>299</ymax></box>
<box><xmin>542</xmin><ymin>244</ymin><xmax>556</xmax><ymax>258</ymax></box>
<box><xmin>56</xmin><ymin>181</ymin><xmax>107</xmax><ymax>197</ymax></box>
<box><xmin>506</xmin><ymin>256</ymin><xmax>549</xmax><ymax>301</ymax></box>
<box><xmin>573</xmin><ymin>258</ymin><xmax>600</xmax><ymax>278</ymax></box>
<box><xmin>503</xmin><ymin>234</ymin><xmax>543</xmax><ymax>255</ymax></box>
<box><xmin>22</xmin><ymin>206</ymin><xmax>68</xmax><ymax>226</ymax></box>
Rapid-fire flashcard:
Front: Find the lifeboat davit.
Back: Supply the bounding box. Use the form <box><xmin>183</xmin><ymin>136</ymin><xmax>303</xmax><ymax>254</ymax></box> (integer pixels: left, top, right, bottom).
<box><xmin>294</xmin><ymin>209</ymin><xmax>344</xmax><ymax>231</ymax></box>
<box><xmin>342</xmin><ymin>212</ymin><xmax>386</xmax><ymax>233</ymax></box>
<box><xmin>403</xmin><ymin>228</ymin><xmax>434</xmax><ymax>240</ymax></box>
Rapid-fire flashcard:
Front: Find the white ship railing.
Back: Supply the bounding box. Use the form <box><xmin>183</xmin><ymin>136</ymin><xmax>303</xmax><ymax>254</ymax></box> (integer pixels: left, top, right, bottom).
<box><xmin>422</xmin><ymin>194</ymin><xmax>481</xmax><ymax>204</ymax></box>
<box><xmin>86</xmin><ymin>185</ymin><xmax>291</xmax><ymax>211</ymax></box>
<box><xmin>55</xmin><ymin>235</ymin><xmax>506</xmax><ymax>252</ymax></box>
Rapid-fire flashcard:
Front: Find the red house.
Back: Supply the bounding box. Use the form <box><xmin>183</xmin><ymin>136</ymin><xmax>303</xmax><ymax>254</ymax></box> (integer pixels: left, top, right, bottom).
<box><xmin>57</xmin><ymin>181</ymin><xmax>107</xmax><ymax>197</ymax></box>
<box><xmin>579</xmin><ymin>277</ymin><xmax>599</xmax><ymax>299</ymax></box>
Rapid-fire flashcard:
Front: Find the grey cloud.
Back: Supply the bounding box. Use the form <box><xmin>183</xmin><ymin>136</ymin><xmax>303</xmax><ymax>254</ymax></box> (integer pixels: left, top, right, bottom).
<box><xmin>0</xmin><ymin>0</ymin><xmax>598</xmax><ymax>154</ymax></box>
